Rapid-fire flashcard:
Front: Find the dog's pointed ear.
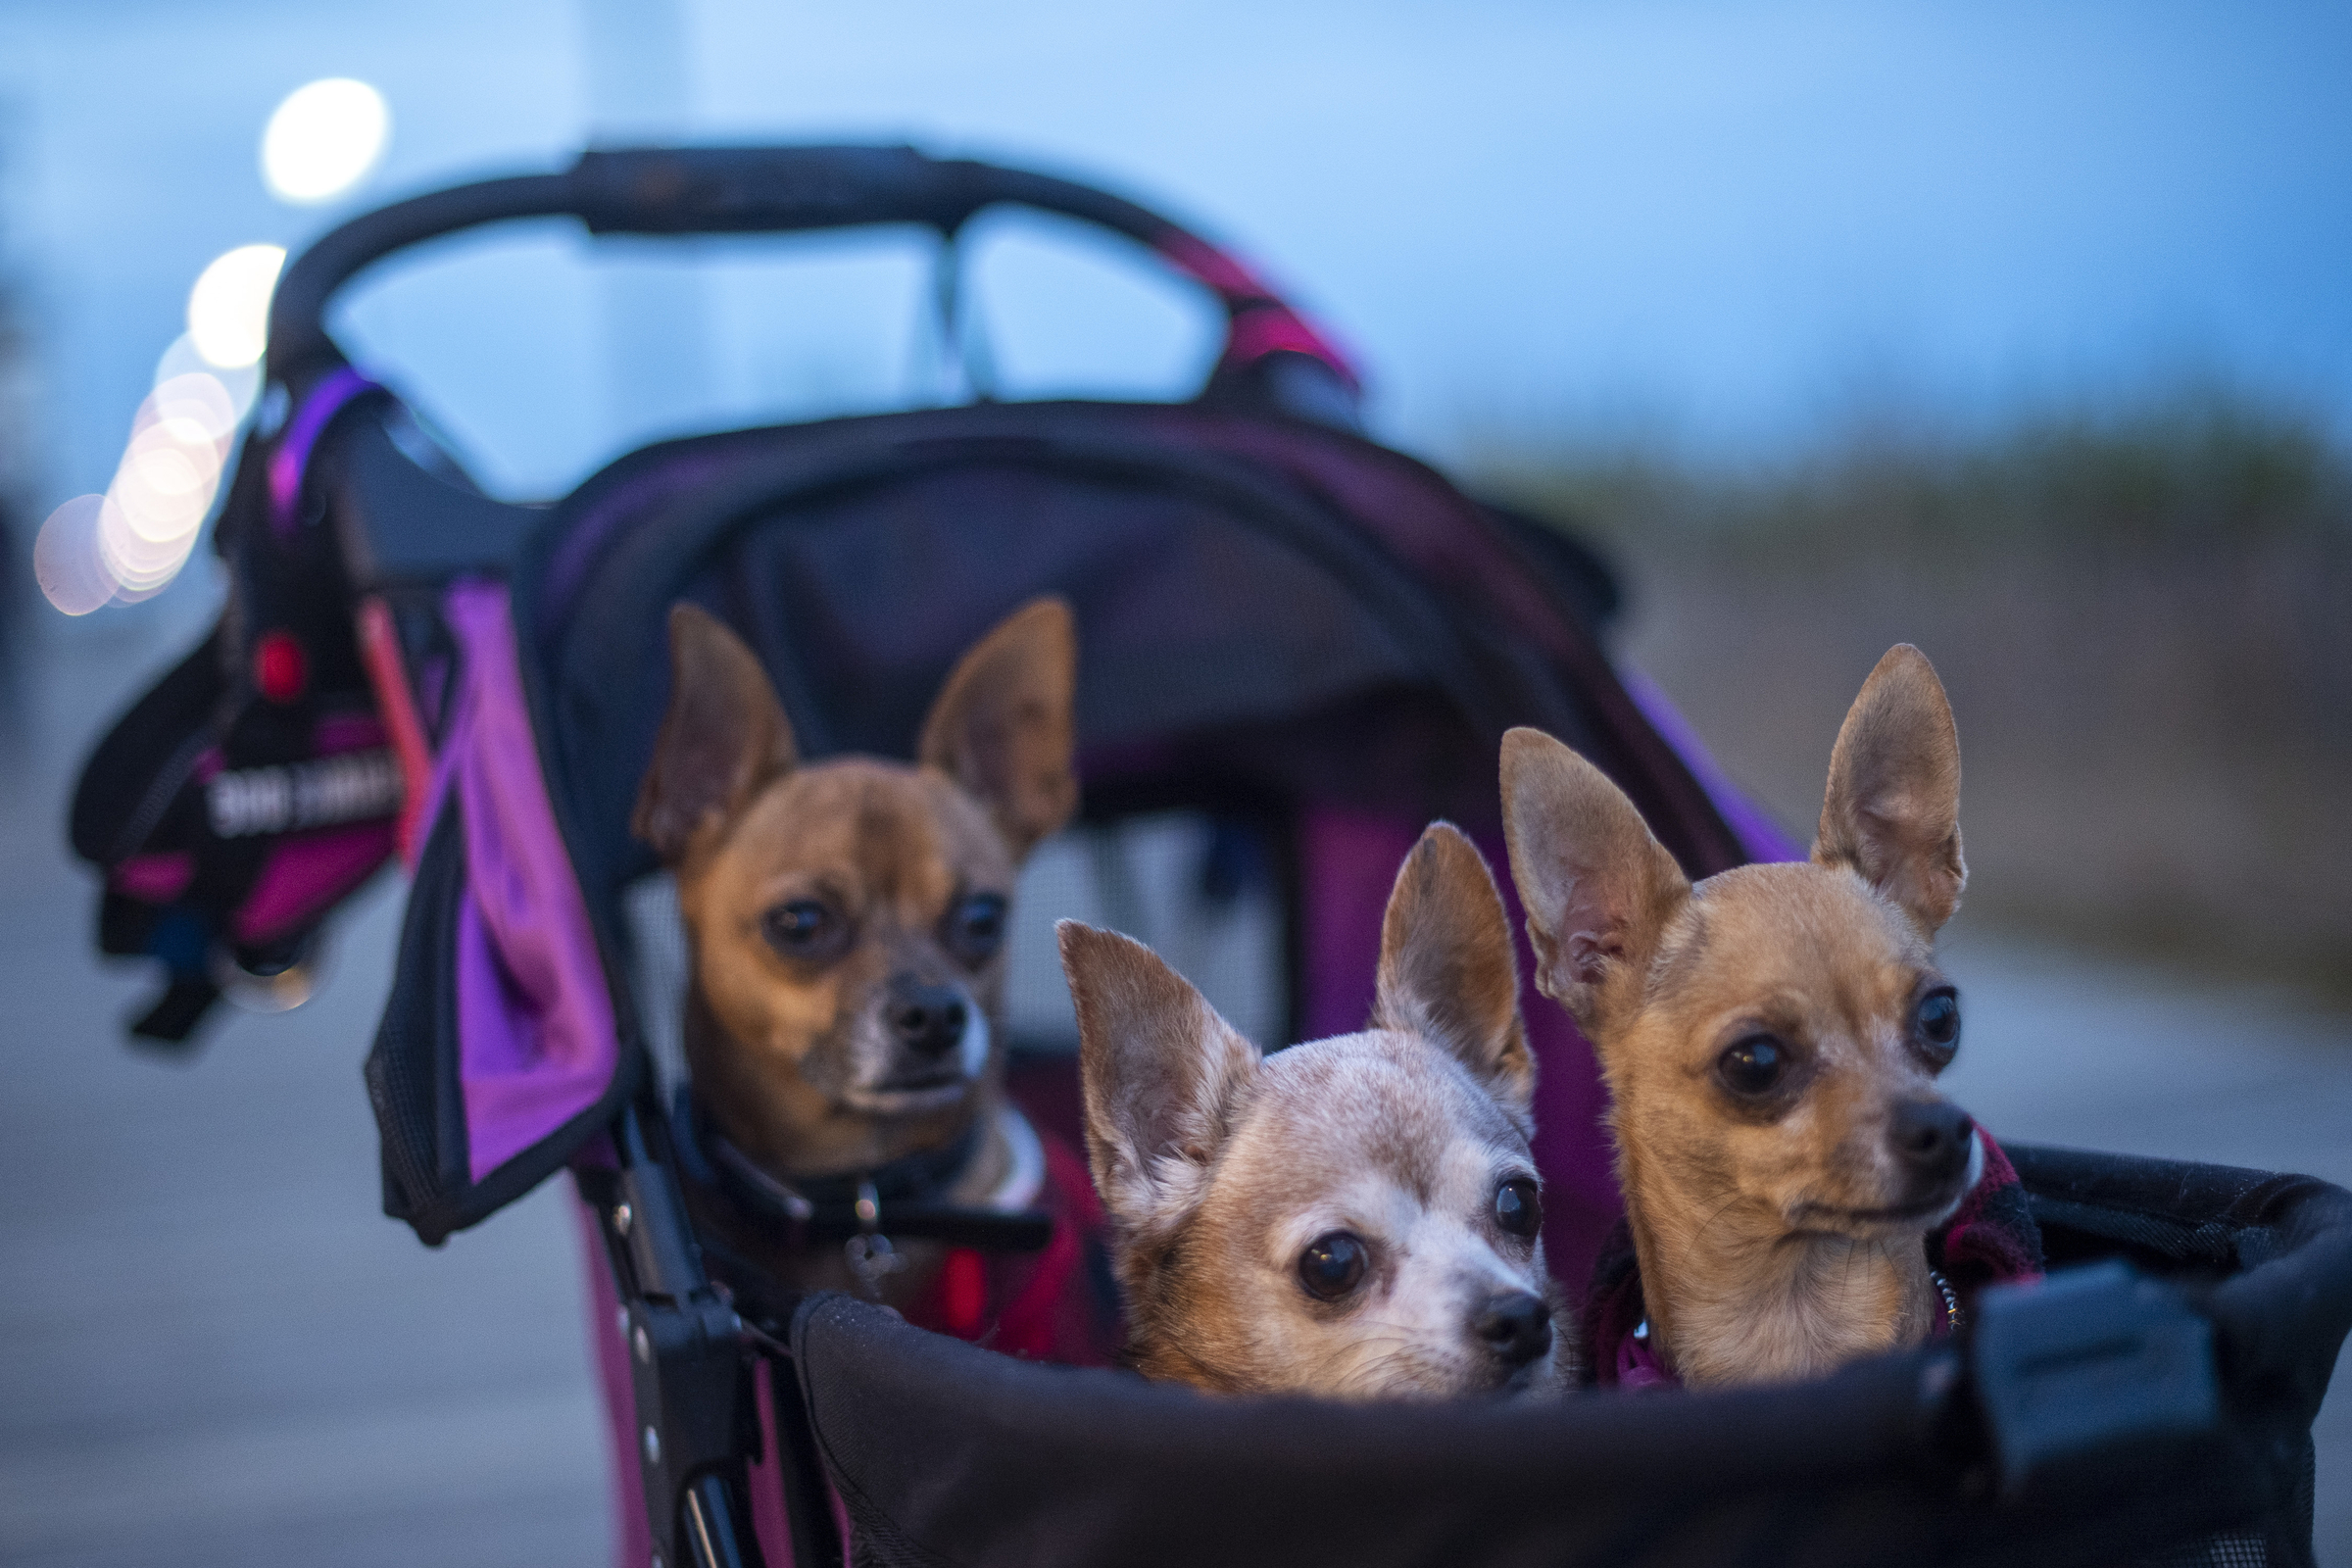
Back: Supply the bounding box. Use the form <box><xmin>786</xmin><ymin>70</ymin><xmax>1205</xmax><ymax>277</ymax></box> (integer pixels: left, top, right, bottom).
<box><xmin>1371</xmin><ymin>822</ymin><xmax>1534</xmax><ymax>1128</ymax></box>
<box><xmin>919</xmin><ymin>597</ymin><xmax>1078</xmax><ymax>860</ymax></box>
<box><xmin>1814</xmin><ymin>645</ymin><xmax>1966</xmax><ymax>936</ymax></box>
<box><xmin>1500</xmin><ymin>727</ymin><xmax>1690</xmax><ymax>1034</ymax></box>
<box><xmin>1060</xmin><ymin>920</ymin><xmax>1258</xmax><ymax>1234</ymax></box>
<box><xmin>633</xmin><ymin>605</ymin><xmax>798</xmax><ymax>864</ymax></box>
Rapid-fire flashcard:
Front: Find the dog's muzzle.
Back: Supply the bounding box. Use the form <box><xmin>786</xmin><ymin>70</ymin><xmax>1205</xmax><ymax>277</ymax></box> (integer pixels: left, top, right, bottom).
<box><xmin>886</xmin><ymin>979</ymin><xmax>970</xmax><ymax>1061</ymax></box>
<box><xmin>870</xmin><ymin>976</ymin><xmax>991</xmax><ymax>1094</ymax></box>
<box><xmin>1473</xmin><ymin>1290</ymin><xmax>1554</xmax><ymax>1372</ymax></box>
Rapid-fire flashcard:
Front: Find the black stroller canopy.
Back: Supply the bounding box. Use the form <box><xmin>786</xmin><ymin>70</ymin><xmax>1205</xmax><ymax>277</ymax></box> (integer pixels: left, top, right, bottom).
<box><xmin>516</xmin><ymin>397</ymin><xmax>1701</xmax><ymax>906</ymax></box>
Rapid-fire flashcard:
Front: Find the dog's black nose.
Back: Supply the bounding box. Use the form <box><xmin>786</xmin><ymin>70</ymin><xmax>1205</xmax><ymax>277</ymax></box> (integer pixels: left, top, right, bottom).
<box><xmin>1888</xmin><ymin>1100</ymin><xmax>1974</xmax><ymax>1182</ymax></box>
<box><xmin>886</xmin><ymin>982</ymin><xmax>970</xmax><ymax>1059</ymax></box>
<box><xmin>1473</xmin><ymin>1291</ymin><xmax>1552</xmax><ymax>1368</ymax></box>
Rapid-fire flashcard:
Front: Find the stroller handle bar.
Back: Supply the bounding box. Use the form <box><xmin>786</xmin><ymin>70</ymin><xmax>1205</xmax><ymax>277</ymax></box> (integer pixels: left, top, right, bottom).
<box><xmin>266</xmin><ymin>144</ymin><xmax>1359</xmax><ymax>401</ymax></box>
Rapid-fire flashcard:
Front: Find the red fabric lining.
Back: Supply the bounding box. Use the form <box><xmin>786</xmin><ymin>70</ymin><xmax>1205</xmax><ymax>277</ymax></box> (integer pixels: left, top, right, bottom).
<box><xmin>900</xmin><ymin>1129</ymin><xmax>1117</xmax><ymax>1366</ymax></box>
<box><xmin>356</xmin><ymin>594</ymin><xmax>435</xmax><ymax>866</ymax></box>
<box><xmin>110</xmin><ymin>852</ymin><xmax>194</xmax><ymax>905</ymax></box>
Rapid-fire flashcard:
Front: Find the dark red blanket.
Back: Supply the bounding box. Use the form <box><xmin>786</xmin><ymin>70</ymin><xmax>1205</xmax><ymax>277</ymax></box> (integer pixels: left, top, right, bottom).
<box><xmin>901</xmin><ymin>1129</ymin><xmax>1122</xmax><ymax>1366</ymax></box>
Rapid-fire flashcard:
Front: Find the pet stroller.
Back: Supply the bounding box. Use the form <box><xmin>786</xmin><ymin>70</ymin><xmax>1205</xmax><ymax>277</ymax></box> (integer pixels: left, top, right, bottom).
<box><xmin>71</xmin><ymin>146</ymin><xmax>2351</xmax><ymax>1568</ymax></box>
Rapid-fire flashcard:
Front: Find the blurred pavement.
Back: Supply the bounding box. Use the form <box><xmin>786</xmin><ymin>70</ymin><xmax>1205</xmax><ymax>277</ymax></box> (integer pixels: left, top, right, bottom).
<box><xmin>1</xmin><ymin>622</ymin><xmax>2344</xmax><ymax>1565</ymax></box>
<box><xmin>0</xmin><ymin>621</ymin><xmax>611</xmax><ymax>1568</ymax></box>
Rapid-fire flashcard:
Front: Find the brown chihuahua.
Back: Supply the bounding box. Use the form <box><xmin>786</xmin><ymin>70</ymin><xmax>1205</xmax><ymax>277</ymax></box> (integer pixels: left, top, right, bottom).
<box><xmin>1501</xmin><ymin>646</ymin><xmax>1982</xmax><ymax>1389</ymax></box>
<box><xmin>1059</xmin><ymin>823</ymin><xmax>1570</xmax><ymax>1399</ymax></box>
<box><xmin>634</xmin><ymin>598</ymin><xmax>1077</xmax><ymax>1304</ymax></box>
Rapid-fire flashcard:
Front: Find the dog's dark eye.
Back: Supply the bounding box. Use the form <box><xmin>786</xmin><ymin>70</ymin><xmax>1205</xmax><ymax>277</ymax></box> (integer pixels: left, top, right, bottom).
<box><xmin>1718</xmin><ymin>1035</ymin><xmax>1788</xmax><ymax>1097</ymax></box>
<box><xmin>762</xmin><ymin>900</ymin><xmax>849</xmax><ymax>963</ymax></box>
<box><xmin>1915</xmin><ymin>989</ymin><xmax>1961</xmax><ymax>1054</ymax></box>
<box><xmin>1494</xmin><ymin>1178</ymin><xmax>1543</xmax><ymax>1239</ymax></box>
<box><xmin>944</xmin><ymin>892</ymin><xmax>1007</xmax><ymax>966</ymax></box>
<box><xmin>1298</xmin><ymin>1232</ymin><xmax>1368</xmax><ymax>1301</ymax></box>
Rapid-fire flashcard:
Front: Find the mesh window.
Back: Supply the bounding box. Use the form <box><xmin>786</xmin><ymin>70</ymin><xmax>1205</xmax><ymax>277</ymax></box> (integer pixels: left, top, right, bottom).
<box><xmin>2139</xmin><ymin>1531</ymin><xmax>2269</xmax><ymax>1567</ymax></box>
<box><xmin>1001</xmin><ymin>810</ymin><xmax>1287</xmax><ymax>1054</ymax></box>
<box><xmin>623</xmin><ymin>873</ymin><xmax>695</xmax><ymax>1098</ymax></box>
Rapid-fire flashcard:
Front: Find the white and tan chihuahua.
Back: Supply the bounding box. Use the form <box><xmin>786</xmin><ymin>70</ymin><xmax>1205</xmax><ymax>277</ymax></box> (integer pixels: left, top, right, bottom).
<box><xmin>1058</xmin><ymin>823</ymin><xmax>1571</xmax><ymax>1399</ymax></box>
<box><xmin>1502</xmin><ymin>646</ymin><xmax>1988</xmax><ymax>1389</ymax></box>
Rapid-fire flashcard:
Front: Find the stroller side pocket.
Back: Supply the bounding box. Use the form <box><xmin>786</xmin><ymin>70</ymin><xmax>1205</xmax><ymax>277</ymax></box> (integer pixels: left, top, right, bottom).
<box><xmin>364</xmin><ymin>580</ymin><xmax>638</xmax><ymax>1245</ymax></box>
<box><xmin>366</xmin><ymin>804</ymin><xmax>471</xmax><ymax>1238</ymax></box>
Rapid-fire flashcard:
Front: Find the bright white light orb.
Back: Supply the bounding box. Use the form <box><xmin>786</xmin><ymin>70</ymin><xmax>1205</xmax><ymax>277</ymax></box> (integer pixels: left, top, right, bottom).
<box><xmin>262</xmin><ymin>77</ymin><xmax>390</xmax><ymax>205</ymax></box>
<box><xmin>34</xmin><ymin>495</ymin><xmax>118</xmax><ymax>615</ymax></box>
<box><xmin>141</xmin><ymin>372</ymin><xmax>242</xmax><ymax>448</ymax></box>
<box><xmin>114</xmin><ymin>423</ymin><xmax>223</xmax><ymax>544</ymax></box>
<box><xmin>156</xmin><ymin>333</ymin><xmax>261</xmax><ymax>421</ymax></box>
<box><xmin>39</xmin><ymin>357</ymin><xmax>254</xmax><ymax>614</ymax></box>
<box><xmin>187</xmin><ymin>244</ymin><xmax>286</xmax><ymax>369</ymax></box>
<box><xmin>98</xmin><ymin>483</ymin><xmax>189</xmax><ymax>592</ymax></box>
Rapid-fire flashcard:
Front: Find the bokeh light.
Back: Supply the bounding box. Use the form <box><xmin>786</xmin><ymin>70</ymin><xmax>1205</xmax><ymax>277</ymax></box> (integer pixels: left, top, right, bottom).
<box><xmin>141</xmin><ymin>368</ymin><xmax>242</xmax><ymax>445</ymax></box>
<box><xmin>35</xmin><ymin>367</ymin><xmax>249</xmax><ymax>613</ymax></box>
<box><xmin>261</xmin><ymin>78</ymin><xmax>389</xmax><ymax>205</ymax></box>
<box><xmin>97</xmin><ymin>487</ymin><xmax>187</xmax><ymax>597</ymax></box>
<box><xmin>113</xmin><ymin>420</ymin><xmax>223</xmax><ymax>541</ymax></box>
<box><xmin>186</xmin><ymin>244</ymin><xmax>285</xmax><ymax>368</ymax></box>
<box><xmin>32</xmin><ymin>496</ymin><xmax>119</xmax><ymax>615</ymax></box>
<box><xmin>156</xmin><ymin>332</ymin><xmax>261</xmax><ymax>421</ymax></box>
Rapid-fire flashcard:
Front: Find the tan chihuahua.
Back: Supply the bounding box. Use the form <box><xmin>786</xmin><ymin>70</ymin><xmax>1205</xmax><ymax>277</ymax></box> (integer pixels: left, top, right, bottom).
<box><xmin>1501</xmin><ymin>646</ymin><xmax>1982</xmax><ymax>1390</ymax></box>
<box><xmin>634</xmin><ymin>598</ymin><xmax>1077</xmax><ymax>1302</ymax></box>
<box><xmin>1058</xmin><ymin>823</ymin><xmax>1570</xmax><ymax>1399</ymax></box>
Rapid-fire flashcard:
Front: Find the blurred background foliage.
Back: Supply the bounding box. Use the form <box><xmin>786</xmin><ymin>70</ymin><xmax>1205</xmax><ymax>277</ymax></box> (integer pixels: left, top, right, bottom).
<box><xmin>1478</xmin><ymin>390</ymin><xmax>2352</xmax><ymax>987</ymax></box>
<box><xmin>3</xmin><ymin>2</ymin><xmax>2347</xmax><ymax>987</ymax></box>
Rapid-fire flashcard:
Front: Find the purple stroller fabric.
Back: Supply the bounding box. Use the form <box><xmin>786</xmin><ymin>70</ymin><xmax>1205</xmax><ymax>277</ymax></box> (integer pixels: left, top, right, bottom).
<box><xmin>1296</xmin><ymin>677</ymin><xmax>1797</xmax><ymax>1297</ymax></box>
<box><xmin>1296</xmin><ymin>808</ymin><xmax>1620</xmax><ymax>1296</ymax></box>
<box><xmin>423</xmin><ymin>581</ymin><xmax>619</xmax><ymax>1181</ymax></box>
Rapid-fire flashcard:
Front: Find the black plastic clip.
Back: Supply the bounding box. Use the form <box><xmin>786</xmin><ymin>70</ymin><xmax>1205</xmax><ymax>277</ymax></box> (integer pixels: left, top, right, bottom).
<box><xmin>618</xmin><ymin>1287</ymin><xmax>763</xmax><ymax>1568</ymax></box>
<box><xmin>1970</xmin><ymin>1259</ymin><xmax>2221</xmax><ymax>1498</ymax></box>
<box><xmin>591</xmin><ymin>1108</ymin><xmax>769</xmax><ymax>1568</ymax></box>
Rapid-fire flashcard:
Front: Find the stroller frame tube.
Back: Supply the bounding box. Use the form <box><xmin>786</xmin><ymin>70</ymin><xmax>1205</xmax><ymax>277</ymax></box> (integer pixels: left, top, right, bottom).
<box><xmin>580</xmin><ymin>1102</ymin><xmax>842</xmax><ymax>1568</ymax></box>
<box><xmin>265</xmin><ymin>145</ymin><xmax>1358</xmax><ymax>406</ymax></box>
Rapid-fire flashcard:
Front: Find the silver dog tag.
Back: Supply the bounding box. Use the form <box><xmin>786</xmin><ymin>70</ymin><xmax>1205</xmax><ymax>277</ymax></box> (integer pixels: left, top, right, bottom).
<box><xmin>845</xmin><ymin>1233</ymin><xmax>906</xmax><ymax>1298</ymax></box>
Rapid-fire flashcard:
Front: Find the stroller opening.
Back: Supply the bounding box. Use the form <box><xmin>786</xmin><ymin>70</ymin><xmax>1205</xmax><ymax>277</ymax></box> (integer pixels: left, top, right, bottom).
<box><xmin>70</xmin><ymin>145</ymin><xmax>2352</xmax><ymax>1568</ymax></box>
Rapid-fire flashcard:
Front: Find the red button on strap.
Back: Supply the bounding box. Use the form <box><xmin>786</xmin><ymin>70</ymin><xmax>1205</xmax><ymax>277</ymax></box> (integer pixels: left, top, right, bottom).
<box><xmin>940</xmin><ymin>1247</ymin><xmax>989</xmax><ymax>1341</ymax></box>
<box><xmin>253</xmin><ymin>629</ymin><xmax>308</xmax><ymax>705</ymax></box>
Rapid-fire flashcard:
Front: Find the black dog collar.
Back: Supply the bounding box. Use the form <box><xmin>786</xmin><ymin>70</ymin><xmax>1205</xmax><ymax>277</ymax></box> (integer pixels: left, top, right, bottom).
<box><xmin>670</xmin><ymin>1088</ymin><xmax>1054</xmax><ymax>1253</ymax></box>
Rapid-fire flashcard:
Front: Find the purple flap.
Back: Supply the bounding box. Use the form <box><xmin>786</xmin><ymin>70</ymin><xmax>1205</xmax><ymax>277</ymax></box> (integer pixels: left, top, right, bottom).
<box><xmin>1298</xmin><ymin>808</ymin><xmax>1625</xmax><ymax>1296</ymax></box>
<box><xmin>424</xmin><ymin>580</ymin><xmax>619</xmax><ymax>1183</ymax></box>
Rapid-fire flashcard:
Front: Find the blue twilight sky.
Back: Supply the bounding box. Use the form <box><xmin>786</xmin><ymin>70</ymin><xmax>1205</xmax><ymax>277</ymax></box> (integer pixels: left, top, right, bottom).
<box><xmin>2</xmin><ymin>1</ymin><xmax>2348</xmax><ymax>517</ymax></box>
